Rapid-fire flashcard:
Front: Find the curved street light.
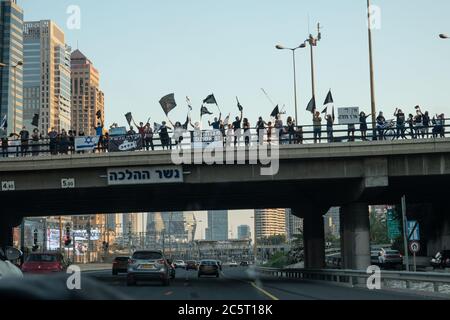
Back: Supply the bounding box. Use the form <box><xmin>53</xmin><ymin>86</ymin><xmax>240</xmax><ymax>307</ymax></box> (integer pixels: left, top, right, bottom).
<box><xmin>439</xmin><ymin>34</ymin><xmax>449</xmax><ymax>39</ymax></box>
<box><xmin>275</xmin><ymin>43</ymin><xmax>307</xmax><ymax>123</ymax></box>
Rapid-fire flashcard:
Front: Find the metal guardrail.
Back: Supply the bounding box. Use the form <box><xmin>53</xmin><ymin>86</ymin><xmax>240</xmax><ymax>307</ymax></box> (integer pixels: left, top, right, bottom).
<box><xmin>255</xmin><ymin>267</ymin><xmax>450</xmax><ymax>294</ymax></box>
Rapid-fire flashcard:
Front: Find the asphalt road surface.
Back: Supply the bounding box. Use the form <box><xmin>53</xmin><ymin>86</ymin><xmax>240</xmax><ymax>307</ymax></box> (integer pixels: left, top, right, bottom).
<box><xmin>81</xmin><ymin>267</ymin><xmax>441</xmax><ymax>300</ymax></box>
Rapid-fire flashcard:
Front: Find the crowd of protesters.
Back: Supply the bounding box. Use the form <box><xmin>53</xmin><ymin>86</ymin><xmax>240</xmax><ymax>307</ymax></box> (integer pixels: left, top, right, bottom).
<box><xmin>0</xmin><ymin>105</ymin><xmax>447</xmax><ymax>158</ymax></box>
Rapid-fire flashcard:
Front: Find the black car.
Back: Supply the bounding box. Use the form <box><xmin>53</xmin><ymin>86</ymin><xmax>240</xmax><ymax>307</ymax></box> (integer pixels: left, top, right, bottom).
<box><xmin>240</xmin><ymin>261</ymin><xmax>249</xmax><ymax>267</ymax></box>
<box><xmin>431</xmin><ymin>250</ymin><xmax>450</xmax><ymax>269</ymax></box>
<box><xmin>186</xmin><ymin>260</ymin><xmax>198</xmax><ymax>270</ymax></box>
<box><xmin>198</xmin><ymin>260</ymin><xmax>220</xmax><ymax>278</ymax></box>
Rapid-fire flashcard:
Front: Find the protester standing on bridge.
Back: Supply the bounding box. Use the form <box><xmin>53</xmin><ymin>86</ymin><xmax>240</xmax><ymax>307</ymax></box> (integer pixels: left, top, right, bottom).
<box><xmin>144</xmin><ymin>124</ymin><xmax>154</xmax><ymax>151</ymax></box>
<box><xmin>242</xmin><ymin>118</ymin><xmax>251</xmax><ymax>146</ymax></box>
<box><xmin>422</xmin><ymin>111</ymin><xmax>431</xmax><ymax>139</ymax></box>
<box><xmin>0</xmin><ymin>127</ymin><xmax>8</xmax><ymax>157</ymax></box>
<box><xmin>274</xmin><ymin>115</ymin><xmax>284</xmax><ymax>144</ymax></box>
<box><xmin>31</xmin><ymin>128</ymin><xmax>41</xmax><ymax>156</ymax></box>
<box><xmin>208</xmin><ymin>114</ymin><xmax>222</xmax><ymax>130</ymax></box>
<box><xmin>94</xmin><ymin>119</ymin><xmax>104</xmax><ymax>153</ymax></box>
<box><xmin>413</xmin><ymin>107</ymin><xmax>423</xmax><ymax>139</ymax></box>
<box><xmin>19</xmin><ymin>126</ymin><xmax>29</xmax><ymax>157</ymax></box>
<box><xmin>376</xmin><ymin>112</ymin><xmax>386</xmax><ymax>140</ymax></box>
<box><xmin>256</xmin><ymin>117</ymin><xmax>267</xmax><ymax>145</ymax></box>
<box><xmin>313</xmin><ymin>111</ymin><xmax>322</xmax><ymax>144</ymax></box>
<box><xmin>59</xmin><ymin>129</ymin><xmax>69</xmax><ymax>155</ymax></box>
<box><xmin>326</xmin><ymin>114</ymin><xmax>335</xmax><ymax>143</ymax></box>
<box><xmin>233</xmin><ymin>109</ymin><xmax>243</xmax><ymax>147</ymax></box>
<box><xmin>158</xmin><ymin>121</ymin><xmax>171</xmax><ymax>150</ymax></box>
<box><xmin>48</xmin><ymin>127</ymin><xmax>58</xmax><ymax>155</ymax></box>
<box><xmin>394</xmin><ymin>108</ymin><xmax>406</xmax><ymax>140</ymax></box>
<box><xmin>169</xmin><ymin>118</ymin><xmax>189</xmax><ymax>149</ymax></box>
<box><xmin>407</xmin><ymin>114</ymin><xmax>415</xmax><ymax>139</ymax></box>
<box><xmin>359</xmin><ymin>112</ymin><xmax>371</xmax><ymax>141</ymax></box>
<box><xmin>287</xmin><ymin>117</ymin><xmax>296</xmax><ymax>144</ymax></box>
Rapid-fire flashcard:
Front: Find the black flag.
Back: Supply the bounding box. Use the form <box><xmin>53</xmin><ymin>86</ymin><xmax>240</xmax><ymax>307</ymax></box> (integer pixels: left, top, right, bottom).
<box><xmin>203</xmin><ymin>94</ymin><xmax>217</xmax><ymax>105</ymax></box>
<box><xmin>31</xmin><ymin>114</ymin><xmax>39</xmax><ymax>127</ymax></box>
<box><xmin>200</xmin><ymin>105</ymin><xmax>213</xmax><ymax>117</ymax></box>
<box><xmin>159</xmin><ymin>93</ymin><xmax>177</xmax><ymax>115</ymax></box>
<box><xmin>236</xmin><ymin>97</ymin><xmax>243</xmax><ymax>112</ymax></box>
<box><xmin>96</xmin><ymin>110</ymin><xmax>102</xmax><ymax>119</ymax></box>
<box><xmin>306</xmin><ymin>96</ymin><xmax>316</xmax><ymax>113</ymax></box>
<box><xmin>271</xmin><ymin>105</ymin><xmax>280</xmax><ymax>118</ymax></box>
<box><xmin>125</xmin><ymin>112</ymin><xmax>133</xmax><ymax>126</ymax></box>
<box><xmin>321</xmin><ymin>107</ymin><xmax>328</xmax><ymax>114</ymax></box>
<box><xmin>324</xmin><ymin>90</ymin><xmax>334</xmax><ymax>105</ymax></box>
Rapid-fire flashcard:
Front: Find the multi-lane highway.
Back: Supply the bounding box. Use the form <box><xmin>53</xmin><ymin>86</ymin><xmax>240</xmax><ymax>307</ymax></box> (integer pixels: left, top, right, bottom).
<box><xmin>82</xmin><ymin>267</ymin><xmax>438</xmax><ymax>300</ymax></box>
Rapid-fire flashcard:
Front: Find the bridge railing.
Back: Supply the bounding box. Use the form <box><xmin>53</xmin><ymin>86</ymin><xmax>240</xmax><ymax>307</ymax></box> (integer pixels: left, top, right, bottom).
<box><xmin>0</xmin><ymin>119</ymin><xmax>448</xmax><ymax>158</ymax></box>
<box><xmin>255</xmin><ymin>267</ymin><xmax>450</xmax><ymax>294</ymax></box>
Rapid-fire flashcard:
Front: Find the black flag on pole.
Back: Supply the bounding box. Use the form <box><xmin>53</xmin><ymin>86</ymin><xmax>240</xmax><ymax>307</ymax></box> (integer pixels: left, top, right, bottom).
<box><xmin>306</xmin><ymin>96</ymin><xmax>316</xmax><ymax>113</ymax></box>
<box><xmin>271</xmin><ymin>105</ymin><xmax>280</xmax><ymax>118</ymax></box>
<box><xmin>321</xmin><ymin>107</ymin><xmax>328</xmax><ymax>114</ymax></box>
<box><xmin>31</xmin><ymin>114</ymin><xmax>39</xmax><ymax>127</ymax></box>
<box><xmin>200</xmin><ymin>105</ymin><xmax>213</xmax><ymax>117</ymax></box>
<box><xmin>236</xmin><ymin>97</ymin><xmax>243</xmax><ymax>112</ymax></box>
<box><xmin>324</xmin><ymin>90</ymin><xmax>334</xmax><ymax>105</ymax></box>
<box><xmin>159</xmin><ymin>93</ymin><xmax>177</xmax><ymax>115</ymax></box>
<box><xmin>203</xmin><ymin>94</ymin><xmax>217</xmax><ymax>105</ymax></box>
<box><xmin>96</xmin><ymin>110</ymin><xmax>102</xmax><ymax>119</ymax></box>
<box><xmin>125</xmin><ymin>112</ymin><xmax>133</xmax><ymax>126</ymax></box>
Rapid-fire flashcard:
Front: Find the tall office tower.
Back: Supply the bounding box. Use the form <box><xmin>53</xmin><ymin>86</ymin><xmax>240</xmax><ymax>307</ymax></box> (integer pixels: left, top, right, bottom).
<box><xmin>70</xmin><ymin>49</ymin><xmax>104</xmax><ymax>135</ymax></box>
<box><xmin>206</xmin><ymin>211</ymin><xmax>228</xmax><ymax>241</ymax></box>
<box><xmin>285</xmin><ymin>208</ymin><xmax>303</xmax><ymax>241</ymax></box>
<box><xmin>23</xmin><ymin>20</ymin><xmax>71</xmax><ymax>133</ymax></box>
<box><xmin>0</xmin><ymin>0</ymin><xmax>23</xmax><ymax>134</ymax></box>
<box><xmin>324</xmin><ymin>207</ymin><xmax>341</xmax><ymax>238</ymax></box>
<box><xmin>254</xmin><ymin>209</ymin><xmax>286</xmax><ymax>241</ymax></box>
<box><xmin>237</xmin><ymin>225</ymin><xmax>251</xmax><ymax>240</ymax></box>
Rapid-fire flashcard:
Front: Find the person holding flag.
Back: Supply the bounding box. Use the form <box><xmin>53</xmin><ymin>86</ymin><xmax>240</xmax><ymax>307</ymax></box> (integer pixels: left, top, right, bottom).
<box><xmin>232</xmin><ymin>106</ymin><xmax>244</xmax><ymax>147</ymax></box>
<box><xmin>256</xmin><ymin>117</ymin><xmax>268</xmax><ymax>145</ymax></box>
<box><xmin>208</xmin><ymin>113</ymin><xmax>222</xmax><ymax>130</ymax></box>
<box><xmin>313</xmin><ymin>111</ymin><xmax>322</xmax><ymax>144</ymax></box>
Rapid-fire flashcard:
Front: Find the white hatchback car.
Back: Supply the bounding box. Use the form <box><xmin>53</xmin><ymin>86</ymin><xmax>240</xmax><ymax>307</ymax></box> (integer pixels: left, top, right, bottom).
<box><xmin>0</xmin><ymin>247</ymin><xmax>23</xmax><ymax>280</ymax></box>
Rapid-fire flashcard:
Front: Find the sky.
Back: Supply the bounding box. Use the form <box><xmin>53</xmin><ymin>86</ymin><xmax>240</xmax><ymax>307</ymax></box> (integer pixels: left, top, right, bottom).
<box><xmin>19</xmin><ymin>0</ymin><xmax>450</xmax><ymax>236</ymax></box>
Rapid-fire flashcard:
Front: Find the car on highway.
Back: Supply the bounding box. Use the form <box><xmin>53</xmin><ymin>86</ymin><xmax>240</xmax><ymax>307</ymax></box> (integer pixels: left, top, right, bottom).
<box><xmin>430</xmin><ymin>250</ymin><xmax>450</xmax><ymax>269</ymax></box>
<box><xmin>21</xmin><ymin>252</ymin><xmax>70</xmax><ymax>274</ymax></box>
<box><xmin>0</xmin><ymin>247</ymin><xmax>23</xmax><ymax>280</ymax></box>
<box><xmin>173</xmin><ymin>260</ymin><xmax>186</xmax><ymax>269</ymax></box>
<box><xmin>112</xmin><ymin>256</ymin><xmax>130</xmax><ymax>275</ymax></box>
<box><xmin>371</xmin><ymin>251</ymin><xmax>381</xmax><ymax>265</ymax></box>
<box><xmin>228</xmin><ymin>261</ymin><xmax>239</xmax><ymax>267</ymax></box>
<box><xmin>240</xmin><ymin>261</ymin><xmax>249</xmax><ymax>267</ymax></box>
<box><xmin>185</xmin><ymin>260</ymin><xmax>198</xmax><ymax>271</ymax></box>
<box><xmin>198</xmin><ymin>260</ymin><xmax>220</xmax><ymax>278</ymax></box>
<box><xmin>126</xmin><ymin>250</ymin><xmax>171</xmax><ymax>286</ymax></box>
<box><xmin>378</xmin><ymin>249</ymin><xmax>403</xmax><ymax>268</ymax></box>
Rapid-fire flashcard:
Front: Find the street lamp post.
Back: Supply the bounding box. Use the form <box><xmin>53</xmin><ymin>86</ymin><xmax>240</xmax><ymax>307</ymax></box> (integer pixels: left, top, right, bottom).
<box><xmin>305</xmin><ymin>23</ymin><xmax>322</xmax><ymax>100</ymax></box>
<box><xmin>367</xmin><ymin>0</ymin><xmax>377</xmax><ymax>139</ymax></box>
<box><xmin>276</xmin><ymin>43</ymin><xmax>306</xmax><ymax>123</ymax></box>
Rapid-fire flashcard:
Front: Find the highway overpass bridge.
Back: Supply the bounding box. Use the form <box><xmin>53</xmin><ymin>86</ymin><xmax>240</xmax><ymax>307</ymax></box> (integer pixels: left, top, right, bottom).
<box><xmin>1</xmin><ymin>139</ymin><xmax>449</xmax><ymax>270</ymax></box>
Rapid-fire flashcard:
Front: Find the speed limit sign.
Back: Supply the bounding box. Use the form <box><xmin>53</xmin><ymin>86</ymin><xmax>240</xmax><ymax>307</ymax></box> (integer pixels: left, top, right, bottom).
<box><xmin>409</xmin><ymin>241</ymin><xmax>421</xmax><ymax>254</ymax></box>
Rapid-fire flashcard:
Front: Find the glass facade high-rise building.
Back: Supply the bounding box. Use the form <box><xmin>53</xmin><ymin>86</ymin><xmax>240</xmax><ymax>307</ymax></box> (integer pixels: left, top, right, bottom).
<box><xmin>206</xmin><ymin>211</ymin><xmax>228</xmax><ymax>241</ymax></box>
<box><xmin>23</xmin><ymin>20</ymin><xmax>71</xmax><ymax>133</ymax></box>
<box><xmin>0</xmin><ymin>0</ymin><xmax>23</xmax><ymax>134</ymax></box>
<box><xmin>285</xmin><ymin>208</ymin><xmax>303</xmax><ymax>241</ymax></box>
<box><xmin>237</xmin><ymin>225</ymin><xmax>251</xmax><ymax>240</ymax></box>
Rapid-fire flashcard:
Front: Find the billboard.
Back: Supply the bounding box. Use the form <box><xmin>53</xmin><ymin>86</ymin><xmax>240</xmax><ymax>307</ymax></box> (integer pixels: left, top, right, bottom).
<box><xmin>338</xmin><ymin>107</ymin><xmax>360</xmax><ymax>125</ymax></box>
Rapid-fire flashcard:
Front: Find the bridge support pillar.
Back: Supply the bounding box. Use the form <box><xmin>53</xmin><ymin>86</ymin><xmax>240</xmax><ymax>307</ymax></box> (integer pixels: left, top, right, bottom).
<box><xmin>303</xmin><ymin>206</ymin><xmax>325</xmax><ymax>269</ymax></box>
<box><xmin>340</xmin><ymin>202</ymin><xmax>370</xmax><ymax>270</ymax></box>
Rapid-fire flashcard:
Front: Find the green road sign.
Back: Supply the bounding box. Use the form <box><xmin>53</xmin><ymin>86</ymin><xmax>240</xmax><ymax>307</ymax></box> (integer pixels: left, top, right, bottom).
<box><xmin>386</xmin><ymin>208</ymin><xmax>402</xmax><ymax>240</ymax></box>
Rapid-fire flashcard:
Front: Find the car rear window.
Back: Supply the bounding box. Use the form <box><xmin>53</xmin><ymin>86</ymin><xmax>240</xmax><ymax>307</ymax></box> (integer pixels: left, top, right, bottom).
<box><xmin>132</xmin><ymin>252</ymin><xmax>162</xmax><ymax>260</ymax></box>
<box><xmin>201</xmin><ymin>261</ymin><xmax>217</xmax><ymax>266</ymax></box>
<box><xmin>115</xmin><ymin>257</ymin><xmax>129</xmax><ymax>261</ymax></box>
<box><xmin>386</xmin><ymin>250</ymin><xmax>399</xmax><ymax>254</ymax></box>
<box><xmin>26</xmin><ymin>254</ymin><xmax>58</xmax><ymax>262</ymax></box>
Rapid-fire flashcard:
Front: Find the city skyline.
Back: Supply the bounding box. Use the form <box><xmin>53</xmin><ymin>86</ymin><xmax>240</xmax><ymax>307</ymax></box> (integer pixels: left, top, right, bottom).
<box><xmin>20</xmin><ymin>0</ymin><xmax>450</xmax><ymax>130</ymax></box>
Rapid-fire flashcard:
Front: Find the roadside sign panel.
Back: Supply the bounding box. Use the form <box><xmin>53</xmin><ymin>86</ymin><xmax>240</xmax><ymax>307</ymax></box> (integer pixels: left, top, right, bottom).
<box><xmin>386</xmin><ymin>208</ymin><xmax>402</xmax><ymax>240</ymax></box>
<box><xmin>407</xmin><ymin>220</ymin><xmax>420</xmax><ymax>241</ymax></box>
<box><xmin>409</xmin><ymin>241</ymin><xmax>421</xmax><ymax>254</ymax></box>
<box><xmin>1</xmin><ymin>181</ymin><xmax>15</xmax><ymax>191</ymax></box>
<box><xmin>107</xmin><ymin>166</ymin><xmax>183</xmax><ymax>186</ymax></box>
<box><xmin>61</xmin><ymin>178</ymin><xmax>76</xmax><ymax>189</ymax></box>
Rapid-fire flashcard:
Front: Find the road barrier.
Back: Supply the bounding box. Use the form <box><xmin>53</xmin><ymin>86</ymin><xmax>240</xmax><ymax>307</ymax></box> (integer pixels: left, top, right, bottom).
<box><xmin>255</xmin><ymin>267</ymin><xmax>450</xmax><ymax>294</ymax></box>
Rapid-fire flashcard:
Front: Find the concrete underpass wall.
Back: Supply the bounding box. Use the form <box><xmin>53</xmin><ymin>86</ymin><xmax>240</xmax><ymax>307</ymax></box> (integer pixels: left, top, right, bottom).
<box><xmin>425</xmin><ymin>203</ymin><xmax>450</xmax><ymax>256</ymax></box>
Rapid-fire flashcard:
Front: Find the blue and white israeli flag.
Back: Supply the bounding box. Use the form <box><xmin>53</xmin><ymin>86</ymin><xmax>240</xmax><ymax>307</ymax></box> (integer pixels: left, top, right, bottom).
<box><xmin>75</xmin><ymin>136</ymin><xmax>100</xmax><ymax>152</ymax></box>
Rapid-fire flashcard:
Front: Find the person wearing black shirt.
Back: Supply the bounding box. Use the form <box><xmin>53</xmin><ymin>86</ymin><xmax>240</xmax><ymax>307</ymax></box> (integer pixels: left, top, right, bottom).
<box><xmin>422</xmin><ymin>111</ymin><xmax>430</xmax><ymax>139</ymax></box>
<box><xmin>19</xmin><ymin>126</ymin><xmax>29</xmax><ymax>156</ymax></box>
<box><xmin>243</xmin><ymin>118</ymin><xmax>251</xmax><ymax>146</ymax></box>
<box><xmin>394</xmin><ymin>108</ymin><xmax>406</xmax><ymax>140</ymax></box>
<box><xmin>256</xmin><ymin>117</ymin><xmax>267</xmax><ymax>145</ymax></box>
<box><xmin>359</xmin><ymin>112</ymin><xmax>371</xmax><ymax>141</ymax></box>
<box><xmin>158</xmin><ymin>122</ymin><xmax>172</xmax><ymax>150</ymax></box>
<box><xmin>414</xmin><ymin>108</ymin><xmax>423</xmax><ymax>138</ymax></box>
<box><xmin>376</xmin><ymin>112</ymin><xmax>386</xmax><ymax>140</ymax></box>
<box><xmin>232</xmin><ymin>110</ymin><xmax>243</xmax><ymax>146</ymax></box>
<box><xmin>407</xmin><ymin>114</ymin><xmax>415</xmax><ymax>139</ymax></box>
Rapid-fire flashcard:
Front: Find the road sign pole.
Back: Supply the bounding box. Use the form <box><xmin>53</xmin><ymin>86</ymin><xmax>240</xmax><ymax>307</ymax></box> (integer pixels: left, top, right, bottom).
<box><xmin>401</xmin><ymin>196</ymin><xmax>410</xmax><ymax>272</ymax></box>
<box><xmin>413</xmin><ymin>252</ymin><xmax>417</xmax><ymax>272</ymax></box>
